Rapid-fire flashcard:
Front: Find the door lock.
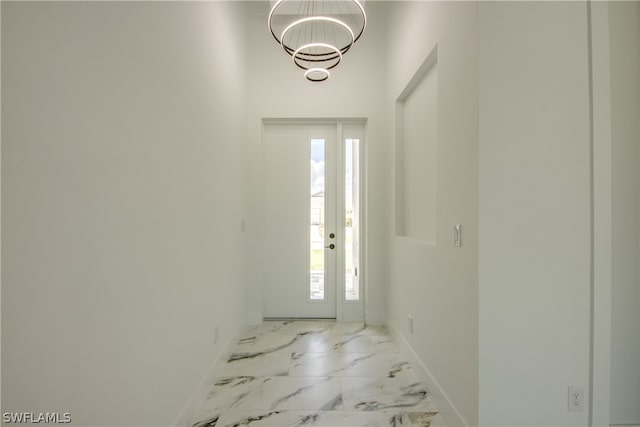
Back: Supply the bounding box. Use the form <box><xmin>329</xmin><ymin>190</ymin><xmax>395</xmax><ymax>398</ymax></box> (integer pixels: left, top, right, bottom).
<box><xmin>325</xmin><ymin>244</ymin><xmax>335</xmax><ymax>250</ymax></box>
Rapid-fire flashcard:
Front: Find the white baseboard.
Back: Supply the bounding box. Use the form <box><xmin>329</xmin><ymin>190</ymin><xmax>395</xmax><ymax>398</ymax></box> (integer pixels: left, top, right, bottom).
<box><xmin>388</xmin><ymin>323</ymin><xmax>469</xmax><ymax>427</ymax></box>
<box><xmin>172</xmin><ymin>325</ymin><xmax>248</xmax><ymax>427</ymax></box>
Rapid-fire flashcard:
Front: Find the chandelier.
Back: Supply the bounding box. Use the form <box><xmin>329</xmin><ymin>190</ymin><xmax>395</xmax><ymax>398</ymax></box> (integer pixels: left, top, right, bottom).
<box><xmin>268</xmin><ymin>0</ymin><xmax>366</xmax><ymax>82</ymax></box>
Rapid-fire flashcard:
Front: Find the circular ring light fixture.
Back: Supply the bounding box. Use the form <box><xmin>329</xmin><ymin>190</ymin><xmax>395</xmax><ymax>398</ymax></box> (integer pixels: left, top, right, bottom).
<box><xmin>292</xmin><ymin>42</ymin><xmax>343</xmax><ymax>71</ymax></box>
<box><xmin>280</xmin><ymin>16</ymin><xmax>355</xmax><ymax>59</ymax></box>
<box><xmin>304</xmin><ymin>68</ymin><xmax>331</xmax><ymax>82</ymax></box>
<box><xmin>268</xmin><ymin>0</ymin><xmax>366</xmax><ymax>51</ymax></box>
<box><xmin>267</xmin><ymin>0</ymin><xmax>366</xmax><ymax>82</ymax></box>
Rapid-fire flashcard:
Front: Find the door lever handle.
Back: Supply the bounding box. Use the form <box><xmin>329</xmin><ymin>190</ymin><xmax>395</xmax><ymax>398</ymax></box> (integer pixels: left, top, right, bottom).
<box><xmin>324</xmin><ymin>244</ymin><xmax>335</xmax><ymax>250</ymax></box>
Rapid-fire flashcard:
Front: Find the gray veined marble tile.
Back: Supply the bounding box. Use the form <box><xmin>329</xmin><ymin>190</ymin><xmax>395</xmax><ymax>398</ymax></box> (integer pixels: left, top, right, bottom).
<box><xmin>329</xmin><ymin>322</ymin><xmax>388</xmax><ymax>337</ymax></box>
<box><xmin>192</xmin><ymin>409</ymin><xmax>222</xmax><ymax>427</ymax></box>
<box><xmin>229</xmin><ymin>334</ymin><xmax>336</xmax><ymax>363</ymax></box>
<box><xmin>213</xmin><ymin>376</ymin><xmax>264</xmax><ymax>388</ymax></box>
<box><xmin>214</xmin><ymin>410</ymin><xmax>444</xmax><ymax>427</ymax></box>
<box><xmin>213</xmin><ymin>410</ymin><xmax>307</xmax><ymax>427</ymax></box>
<box><xmin>241</xmin><ymin>321</ymin><xmax>290</xmax><ymax>339</ymax></box>
<box><xmin>235</xmin><ymin>322</ymin><xmax>395</xmax><ymax>357</ymax></box>
<box><xmin>383</xmin><ymin>412</ymin><xmax>444</xmax><ymax>427</ymax></box>
<box><xmin>289</xmin><ymin>334</ymin><xmax>334</xmax><ymax>353</ymax></box>
<box><xmin>220</xmin><ymin>352</ymin><xmax>292</xmax><ymax>377</ymax></box>
<box><xmin>274</xmin><ymin>333</ymin><xmax>393</xmax><ymax>354</ymax></box>
<box><xmin>201</xmin><ymin>376</ymin><xmax>265</xmax><ymax>411</ymax></box>
<box><xmin>202</xmin><ymin>376</ymin><xmax>344</xmax><ymax>412</ymax></box>
<box><xmin>257</xmin><ymin>377</ymin><xmax>343</xmax><ymax>411</ymax></box>
<box><xmin>340</xmin><ymin>377</ymin><xmax>438</xmax><ymax>412</ymax></box>
<box><xmin>239</xmin><ymin>321</ymin><xmax>334</xmax><ymax>343</ymax></box>
<box><xmin>250</xmin><ymin>333</ymin><xmax>398</xmax><ymax>356</ymax></box>
<box><xmin>202</xmin><ymin>375</ymin><xmax>260</xmax><ymax>391</ymax></box>
<box><xmin>230</xmin><ymin>334</ymin><xmax>302</xmax><ymax>361</ymax></box>
<box><xmin>233</xmin><ymin>335</ymin><xmax>259</xmax><ymax>353</ymax></box>
<box><xmin>273</xmin><ymin>320</ymin><xmax>334</xmax><ymax>336</ymax></box>
<box><xmin>251</xmin><ymin>334</ymin><xmax>400</xmax><ymax>355</ymax></box>
<box><xmin>289</xmin><ymin>352</ymin><xmax>414</xmax><ymax>378</ymax></box>
<box><xmin>192</xmin><ymin>321</ymin><xmax>442</xmax><ymax>427</ymax></box>
<box><xmin>328</xmin><ymin>335</ymin><xmax>399</xmax><ymax>354</ymax></box>
<box><xmin>247</xmin><ymin>334</ymin><xmax>301</xmax><ymax>352</ymax></box>
<box><xmin>418</xmin><ymin>413</ymin><xmax>447</xmax><ymax>427</ymax></box>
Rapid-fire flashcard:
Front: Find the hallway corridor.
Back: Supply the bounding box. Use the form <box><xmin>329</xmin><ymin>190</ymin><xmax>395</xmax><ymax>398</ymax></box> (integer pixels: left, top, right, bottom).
<box><xmin>192</xmin><ymin>321</ymin><xmax>445</xmax><ymax>427</ymax></box>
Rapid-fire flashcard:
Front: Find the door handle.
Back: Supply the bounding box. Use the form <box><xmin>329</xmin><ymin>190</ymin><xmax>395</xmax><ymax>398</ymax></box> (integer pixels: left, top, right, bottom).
<box><xmin>325</xmin><ymin>244</ymin><xmax>335</xmax><ymax>250</ymax></box>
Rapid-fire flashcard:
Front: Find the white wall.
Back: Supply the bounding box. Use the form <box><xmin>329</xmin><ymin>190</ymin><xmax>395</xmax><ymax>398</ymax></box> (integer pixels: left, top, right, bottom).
<box><xmin>385</xmin><ymin>2</ymin><xmax>479</xmax><ymax>426</ymax></box>
<box><xmin>1</xmin><ymin>2</ymin><xmax>248</xmax><ymax>425</ymax></box>
<box><xmin>609</xmin><ymin>1</ymin><xmax>640</xmax><ymax>424</ymax></box>
<box><xmin>244</xmin><ymin>1</ymin><xmax>389</xmax><ymax>325</ymax></box>
<box><xmin>478</xmin><ymin>2</ymin><xmax>592</xmax><ymax>426</ymax></box>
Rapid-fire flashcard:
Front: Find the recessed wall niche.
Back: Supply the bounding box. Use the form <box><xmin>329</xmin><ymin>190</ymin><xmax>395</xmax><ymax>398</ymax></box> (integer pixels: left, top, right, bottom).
<box><xmin>395</xmin><ymin>46</ymin><xmax>438</xmax><ymax>244</ymax></box>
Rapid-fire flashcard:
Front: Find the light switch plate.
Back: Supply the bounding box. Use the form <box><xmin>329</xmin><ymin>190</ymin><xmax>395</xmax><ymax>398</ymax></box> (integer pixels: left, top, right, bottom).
<box><xmin>453</xmin><ymin>224</ymin><xmax>462</xmax><ymax>247</ymax></box>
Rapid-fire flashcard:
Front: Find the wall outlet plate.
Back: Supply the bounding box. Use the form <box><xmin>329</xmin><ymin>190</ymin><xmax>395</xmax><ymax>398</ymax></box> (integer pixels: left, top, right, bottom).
<box><xmin>568</xmin><ymin>386</ymin><xmax>584</xmax><ymax>411</ymax></box>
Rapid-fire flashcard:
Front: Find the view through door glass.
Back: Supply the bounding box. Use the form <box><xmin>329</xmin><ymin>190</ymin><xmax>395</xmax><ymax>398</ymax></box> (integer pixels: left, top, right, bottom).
<box><xmin>310</xmin><ymin>139</ymin><xmax>326</xmax><ymax>301</ymax></box>
<box><xmin>345</xmin><ymin>138</ymin><xmax>360</xmax><ymax>301</ymax></box>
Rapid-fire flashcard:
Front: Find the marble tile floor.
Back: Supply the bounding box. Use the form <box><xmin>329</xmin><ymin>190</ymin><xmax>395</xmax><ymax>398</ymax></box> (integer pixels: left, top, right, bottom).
<box><xmin>192</xmin><ymin>320</ymin><xmax>446</xmax><ymax>427</ymax></box>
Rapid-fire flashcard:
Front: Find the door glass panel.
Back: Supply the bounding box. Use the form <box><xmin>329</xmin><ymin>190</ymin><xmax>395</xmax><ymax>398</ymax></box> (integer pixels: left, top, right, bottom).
<box><xmin>310</xmin><ymin>139</ymin><xmax>326</xmax><ymax>300</ymax></box>
<box><xmin>345</xmin><ymin>138</ymin><xmax>360</xmax><ymax>301</ymax></box>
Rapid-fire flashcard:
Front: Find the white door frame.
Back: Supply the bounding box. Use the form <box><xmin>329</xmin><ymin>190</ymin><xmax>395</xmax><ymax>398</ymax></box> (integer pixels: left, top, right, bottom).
<box><xmin>260</xmin><ymin>118</ymin><xmax>366</xmax><ymax>322</ymax></box>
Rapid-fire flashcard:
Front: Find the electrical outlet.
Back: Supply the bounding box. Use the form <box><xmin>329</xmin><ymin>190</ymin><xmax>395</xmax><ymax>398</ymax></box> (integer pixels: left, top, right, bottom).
<box><xmin>214</xmin><ymin>326</ymin><xmax>219</xmax><ymax>345</ymax></box>
<box><xmin>408</xmin><ymin>315</ymin><xmax>414</xmax><ymax>334</ymax></box>
<box><xmin>568</xmin><ymin>386</ymin><xmax>584</xmax><ymax>411</ymax></box>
